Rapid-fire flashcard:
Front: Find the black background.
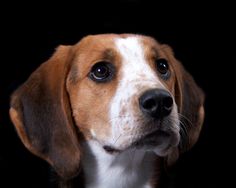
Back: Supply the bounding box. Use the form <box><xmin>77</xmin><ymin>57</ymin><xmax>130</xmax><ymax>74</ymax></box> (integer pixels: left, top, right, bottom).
<box><xmin>0</xmin><ymin>1</ymin><xmax>235</xmax><ymax>187</ymax></box>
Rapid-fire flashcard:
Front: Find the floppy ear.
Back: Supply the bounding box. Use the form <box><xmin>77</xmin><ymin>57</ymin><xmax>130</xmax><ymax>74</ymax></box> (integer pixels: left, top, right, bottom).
<box><xmin>9</xmin><ymin>46</ymin><xmax>81</xmax><ymax>179</ymax></box>
<box><xmin>162</xmin><ymin>45</ymin><xmax>205</xmax><ymax>166</ymax></box>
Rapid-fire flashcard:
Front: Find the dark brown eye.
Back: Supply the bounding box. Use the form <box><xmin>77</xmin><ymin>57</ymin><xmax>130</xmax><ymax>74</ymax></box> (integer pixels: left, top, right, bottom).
<box><xmin>89</xmin><ymin>62</ymin><xmax>114</xmax><ymax>82</ymax></box>
<box><xmin>156</xmin><ymin>58</ymin><xmax>169</xmax><ymax>75</ymax></box>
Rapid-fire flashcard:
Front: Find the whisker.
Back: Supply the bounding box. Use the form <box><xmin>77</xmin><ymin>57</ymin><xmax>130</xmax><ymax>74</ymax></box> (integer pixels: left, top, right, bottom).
<box><xmin>178</xmin><ymin>113</ymin><xmax>193</xmax><ymax>127</ymax></box>
<box><xmin>113</xmin><ymin>134</ymin><xmax>122</xmax><ymax>145</ymax></box>
<box><xmin>177</xmin><ymin>113</ymin><xmax>192</xmax><ymax>149</ymax></box>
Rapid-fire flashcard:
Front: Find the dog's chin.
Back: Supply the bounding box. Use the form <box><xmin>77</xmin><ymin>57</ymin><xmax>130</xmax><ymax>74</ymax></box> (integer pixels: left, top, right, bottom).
<box><xmin>103</xmin><ymin>130</ymin><xmax>179</xmax><ymax>156</ymax></box>
<box><xmin>129</xmin><ymin>130</ymin><xmax>178</xmax><ymax>156</ymax></box>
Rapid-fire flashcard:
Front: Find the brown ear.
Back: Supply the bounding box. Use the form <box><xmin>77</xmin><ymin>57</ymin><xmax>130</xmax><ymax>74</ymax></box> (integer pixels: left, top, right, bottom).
<box><xmin>162</xmin><ymin>45</ymin><xmax>205</xmax><ymax>166</ymax></box>
<box><xmin>9</xmin><ymin>46</ymin><xmax>81</xmax><ymax>179</ymax></box>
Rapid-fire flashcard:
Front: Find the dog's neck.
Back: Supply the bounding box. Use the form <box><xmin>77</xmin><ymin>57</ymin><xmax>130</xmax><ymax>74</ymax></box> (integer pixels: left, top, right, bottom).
<box><xmin>81</xmin><ymin>141</ymin><xmax>160</xmax><ymax>188</ymax></box>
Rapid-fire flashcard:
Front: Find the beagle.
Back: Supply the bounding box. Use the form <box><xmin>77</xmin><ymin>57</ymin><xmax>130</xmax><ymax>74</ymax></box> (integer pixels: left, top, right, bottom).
<box><xmin>9</xmin><ymin>34</ymin><xmax>205</xmax><ymax>188</ymax></box>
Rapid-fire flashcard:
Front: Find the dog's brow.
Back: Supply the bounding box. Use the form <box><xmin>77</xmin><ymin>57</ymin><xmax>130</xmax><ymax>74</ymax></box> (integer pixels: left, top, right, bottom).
<box><xmin>102</xmin><ymin>49</ymin><xmax>116</xmax><ymax>61</ymax></box>
<box><xmin>92</xmin><ymin>48</ymin><xmax>116</xmax><ymax>62</ymax></box>
<box><xmin>150</xmin><ymin>46</ymin><xmax>161</xmax><ymax>58</ymax></box>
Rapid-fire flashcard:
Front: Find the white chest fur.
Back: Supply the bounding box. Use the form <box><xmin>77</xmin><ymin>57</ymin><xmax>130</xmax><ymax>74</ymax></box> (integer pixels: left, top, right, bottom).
<box><xmin>82</xmin><ymin>141</ymin><xmax>158</xmax><ymax>188</ymax></box>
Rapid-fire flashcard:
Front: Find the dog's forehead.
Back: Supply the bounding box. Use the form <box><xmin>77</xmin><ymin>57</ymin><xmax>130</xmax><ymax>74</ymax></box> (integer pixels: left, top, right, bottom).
<box><xmin>75</xmin><ymin>34</ymin><xmax>159</xmax><ymax>56</ymax></box>
<box><xmin>72</xmin><ymin>34</ymin><xmax>164</xmax><ymax>80</ymax></box>
<box><xmin>115</xmin><ymin>37</ymin><xmax>144</xmax><ymax>60</ymax></box>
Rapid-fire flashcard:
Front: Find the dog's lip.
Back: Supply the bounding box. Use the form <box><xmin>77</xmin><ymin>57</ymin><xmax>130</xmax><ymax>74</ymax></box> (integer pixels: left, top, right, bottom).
<box><xmin>103</xmin><ymin>130</ymin><xmax>171</xmax><ymax>154</ymax></box>
<box><xmin>103</xmin><ymin>145</ymin><xmax>121</xmax><ymax>154</ymax></box>
<box><xmin>143</xmin><ymin>130</ymin><xmax>170</xmax><ymax>139</ymax></box>
<box><xmin>132</xmin><ymin>130</ymin><xmax>170</xmax><ymax>147</ymax></box>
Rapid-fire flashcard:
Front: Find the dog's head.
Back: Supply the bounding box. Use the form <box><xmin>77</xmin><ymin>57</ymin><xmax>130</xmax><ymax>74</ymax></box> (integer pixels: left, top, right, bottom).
<box><xmin>10</xmin><ymin>34</ymin><xmax>205</xmax><ymax>179</ymax></box>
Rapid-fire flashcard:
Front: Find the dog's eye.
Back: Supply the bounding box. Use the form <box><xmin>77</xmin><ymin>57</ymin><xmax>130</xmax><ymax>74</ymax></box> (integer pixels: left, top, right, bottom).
<box><xmin>155</xmin><ymin>58</ymin><xmax>170</xmax><ymax>80</ymax></box>
<box><xmin>156</xmin><ymin>58</ymin><xmax>169</xmax><ymax>75</ymax></box>
<box><xmin>89</xmin><ymin>62</ymin><xmax>114</xmax><ymax>82</ymax></box>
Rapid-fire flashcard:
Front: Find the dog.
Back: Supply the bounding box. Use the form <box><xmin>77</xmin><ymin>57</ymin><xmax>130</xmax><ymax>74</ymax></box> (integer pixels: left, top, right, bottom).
<box><xmin>10</xmin><ymin>34</ymin><xmax>205</xmax><ymax>188</ymax></box>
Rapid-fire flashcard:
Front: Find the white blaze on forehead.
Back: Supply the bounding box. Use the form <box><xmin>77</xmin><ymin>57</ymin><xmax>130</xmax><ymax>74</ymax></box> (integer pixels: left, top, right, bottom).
<box><xmin>115</xmin><ymin>37</ymin><xmax>157</xmax><ymax>81</ymax></box>
<box><xmin>108</xmin><ymin>36</ymin><xmax>165</xmax><ymax>147</ymax></box>
<box><xmin>114</xmin><ymin>36</ymin><xmax>164</xmax><ymax>87</ymax></box>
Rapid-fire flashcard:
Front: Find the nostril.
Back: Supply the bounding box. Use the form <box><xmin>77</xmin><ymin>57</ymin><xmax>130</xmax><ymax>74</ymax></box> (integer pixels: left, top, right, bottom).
<box><xmin>163</xmin><ymin>96</ymin><xmax>173</xmax><ymax>109</ymax></box>
<box><xmin>142</xmin><ymin>98</ymin><xmax>157</xmax><ymax>110</ymax></box>
<box><xmin>161</xmin><ymin>96</ymin><xmax>173</xmax><ymax>117</ymax></box>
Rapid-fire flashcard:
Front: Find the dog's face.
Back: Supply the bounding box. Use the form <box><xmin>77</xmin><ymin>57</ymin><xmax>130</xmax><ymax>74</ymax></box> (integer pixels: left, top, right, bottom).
<box><xmin>10</xmin><ymin>34</ymin><xmax>205</xmax><ymax>179</ymax></box>
<box><xmin>67</xmin><ymin>34</ymin><xmax>179</xmax><ymax>156</ymax></box>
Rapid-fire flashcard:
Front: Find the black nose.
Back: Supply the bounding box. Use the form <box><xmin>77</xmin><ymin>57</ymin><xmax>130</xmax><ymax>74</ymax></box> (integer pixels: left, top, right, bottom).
<box><xmin>139</xmin><ymin>89</ymin><xmax>173</xmax><ymax>119</ymax></box>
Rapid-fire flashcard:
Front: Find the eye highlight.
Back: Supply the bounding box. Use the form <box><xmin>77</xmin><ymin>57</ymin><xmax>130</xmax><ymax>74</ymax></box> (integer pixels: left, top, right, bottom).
<box><xmin>89</xmin><ymin>62</ymin><xmax>114</xmax><ymax>82</ymax></box>
<box><xmin>155</xmin><ymin>58</ymin><xmax>170</xmax><ymax>79</ymax></box>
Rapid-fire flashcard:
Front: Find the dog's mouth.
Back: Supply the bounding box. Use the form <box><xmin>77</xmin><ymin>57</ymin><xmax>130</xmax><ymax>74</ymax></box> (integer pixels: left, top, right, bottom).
<box><xmin>103</xmin><ymin>130</ymin><xmax>173</xmax><ymax>154</ymax></box>
<box><xmin>103</xmin><ymin>145</ymin><xmax>122</xmax><ymax>154</ymax></box>
<box><xmin>132</xmin><ymin>130</ymin><xmax>171</xmax><ymax>148</ymax></box>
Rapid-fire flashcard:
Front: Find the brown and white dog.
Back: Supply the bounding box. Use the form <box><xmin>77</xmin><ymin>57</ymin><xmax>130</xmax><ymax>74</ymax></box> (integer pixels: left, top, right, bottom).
<box><xmin>9</xmin><ymin>34</ymin><xmax>205</xmax><ymax>188</ymax></box>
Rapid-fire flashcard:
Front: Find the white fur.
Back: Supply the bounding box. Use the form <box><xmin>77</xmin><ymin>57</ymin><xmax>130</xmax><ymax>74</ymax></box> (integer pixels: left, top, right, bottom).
<box><xmin>109</xmin><ymin>37</ymin><xmax>167</xmax><ymax>149</ymax></box>
<box><xmin>82</xmin><ymin>141</ymin><xmax>156</xmax><ymax>188</ymax></box>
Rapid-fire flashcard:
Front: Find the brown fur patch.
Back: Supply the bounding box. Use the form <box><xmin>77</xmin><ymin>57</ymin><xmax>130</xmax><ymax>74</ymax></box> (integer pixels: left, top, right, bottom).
<box><xmin>67</xmin><ymin>34</ymin><xmax>123</xmax><ymax>142</ymax></box>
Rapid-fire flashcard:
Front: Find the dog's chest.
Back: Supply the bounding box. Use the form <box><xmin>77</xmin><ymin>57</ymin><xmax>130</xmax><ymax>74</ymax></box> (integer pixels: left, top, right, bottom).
<box><xmin>82</xmin><ymin>141</ymin><xmax>157</xmax><ymax>188</ymax></box>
